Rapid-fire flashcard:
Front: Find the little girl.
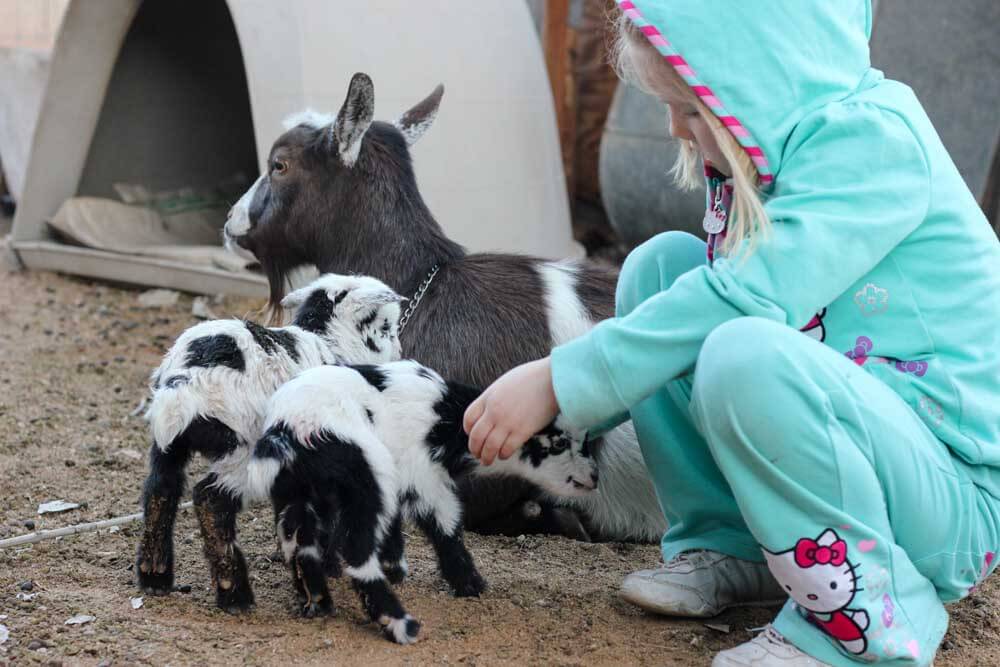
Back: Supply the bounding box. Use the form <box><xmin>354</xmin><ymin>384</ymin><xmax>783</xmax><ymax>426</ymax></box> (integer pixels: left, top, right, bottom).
<box><xmin>464</xmin><ymin>1</ymin><xmax>1000</xmax><ymax>665</ymax></box>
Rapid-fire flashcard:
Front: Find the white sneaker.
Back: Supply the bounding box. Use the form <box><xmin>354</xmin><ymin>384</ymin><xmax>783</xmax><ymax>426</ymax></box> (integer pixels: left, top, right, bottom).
<box><xmin>620</xmin><ymin>550</ymin><xmax>786</xmax><ymax>617</ymax></box>
<box><xmin>713</xmin><ymin>625</ymin><xmax>830</xmax><ymax>667</ymax></box>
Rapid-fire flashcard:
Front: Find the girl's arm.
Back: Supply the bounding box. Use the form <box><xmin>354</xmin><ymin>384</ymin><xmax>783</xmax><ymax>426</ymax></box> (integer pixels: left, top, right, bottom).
<box><xmin>552</xmin><ymin>102</ymin><xmax>931</xmax><ymax>430</ymax></box>
<box><xmin>467</xmin><ymin>103</ymin><xmax>931</xmax><ymax>459</ymax></box>
<box><xmin>464</xmin><ymin>357</ymin><xmax>559</xmax><ymax>465</ymax></box>
<box><xmin>463</xmin><ymin>358</ymin><xmax>629</xmax><ymax>465</ymax></box>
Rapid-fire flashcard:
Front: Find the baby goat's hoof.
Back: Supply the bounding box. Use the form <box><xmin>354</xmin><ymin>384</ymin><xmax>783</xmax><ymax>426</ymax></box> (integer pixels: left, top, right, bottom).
<box><xmin>136</xmin><ymin>569</ymin><xmax>174</xmax><ymax>596</ymax></box>
<box><xmin>451</xmin><ymin>572</ymin><xmax>487</xmax><ymax>598</ymax></box>
<box><xmin>381</xmin><ymin>559</ymin><xmax>408</xmax><ymax>585</ymax></box>
<box><xmin>218</xmin><ymin>597</ymin><xmax>255</xmax><ymax>615</ymax></box>
<box><xmin>301</xmin><ymin>596</ymin><xmax>334</xmax><ymax>619</ymax></box>
<box><xmin>216</xmin><ymin>581</ymin><xmax>255</xmax><ymax>615</ymax></box>
<box><xmin>381</xmin><ymin>614</ymin><xmax>421</xmax><ymax>645</ymax></box>
<box><xmin>135</xmin><ymin>550</ymin><xmax>174</xmax><ymax>596</ymax></box>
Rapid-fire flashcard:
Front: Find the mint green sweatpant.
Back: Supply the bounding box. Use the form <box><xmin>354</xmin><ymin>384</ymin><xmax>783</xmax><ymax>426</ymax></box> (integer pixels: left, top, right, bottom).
<box><xmin>617</xmin><ymin>231</ymin><xmax>1000</xmax><ymax>666</ymax></box>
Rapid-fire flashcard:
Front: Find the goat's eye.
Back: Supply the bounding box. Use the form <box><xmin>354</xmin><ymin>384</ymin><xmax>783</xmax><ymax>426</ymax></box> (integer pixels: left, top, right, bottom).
<box><xmin>272</xmin><ymin>159</ymin><xmax>288</xmax><ymax>175</ymax></box>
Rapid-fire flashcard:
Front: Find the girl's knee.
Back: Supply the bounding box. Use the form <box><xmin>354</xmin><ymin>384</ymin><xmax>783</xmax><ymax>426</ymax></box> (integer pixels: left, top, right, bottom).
<box><xmin>696</xmin><ymin>317</ymin><xmax>780</xmax><ymax>381</ymax></box>
<box><xmin>691</xmin><ymin>317</ymin><xmax>794</xmax><ymax>424</ymax></box>
<box><xmin>616</xmin><ymin>231</ymin><xmax>706</xmax><ymax>317</ymax></box>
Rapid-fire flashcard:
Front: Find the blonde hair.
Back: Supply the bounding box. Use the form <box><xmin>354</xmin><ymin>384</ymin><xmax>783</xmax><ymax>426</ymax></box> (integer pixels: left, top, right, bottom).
<box><xmin>612</xmin><ymin>14</ymin><xmax>771</xmax><ymax>256</ymax></box>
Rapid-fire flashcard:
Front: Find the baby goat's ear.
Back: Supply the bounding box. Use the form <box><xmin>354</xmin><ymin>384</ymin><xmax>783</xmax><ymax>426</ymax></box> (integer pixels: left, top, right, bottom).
<box><xmin>280</xmin><ymin>285</ymin><xmax>314</xmax><ymax>311</ymax></box>
<box><xmin>332</xmin><ymin>72</ymin><xmax>375</xmax><ymax>167</ymax></box>
<box><xmin>394</xmin><ymin>84</ymin><xmax>444</xmax><ymax>147</ymax></box>
<box><xmin>347</xmin><ymin>286</ymin><xmax>404</xmax><ymax>313</ymax></box>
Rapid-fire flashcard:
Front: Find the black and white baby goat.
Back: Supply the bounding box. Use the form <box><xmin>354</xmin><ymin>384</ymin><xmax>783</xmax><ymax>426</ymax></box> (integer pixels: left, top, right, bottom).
<box><xmin>245</xmin><ymin>361</ymin><xmax>598</xmax><ymax>643</ymax></box>
<box><xmin>136</xmin><ymin>274</ymin><xmax>403</xmax><ymax>613</ymax></box>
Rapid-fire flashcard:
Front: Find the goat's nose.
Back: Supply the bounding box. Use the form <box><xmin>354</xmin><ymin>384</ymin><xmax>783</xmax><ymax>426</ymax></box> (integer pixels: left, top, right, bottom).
<box><xmin>226</xmin><ymin>206</ymin><xmax>234</xmax><ymax>220</ymax></box>
<box><xmin>590</xmin><ymin>471</ymin><xmax>599</xmax><ymax>486</ymax></box>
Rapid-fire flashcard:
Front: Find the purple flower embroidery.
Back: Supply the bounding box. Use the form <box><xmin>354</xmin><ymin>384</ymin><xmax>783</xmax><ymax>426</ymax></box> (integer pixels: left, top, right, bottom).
<box><xmin>894</xmin><ymin>360</ymin><xmax>928</xmax><ymax>377</ymax></box>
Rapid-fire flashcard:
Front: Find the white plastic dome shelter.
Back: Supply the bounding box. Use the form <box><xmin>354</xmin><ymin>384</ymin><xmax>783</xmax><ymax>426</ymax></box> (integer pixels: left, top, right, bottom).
<box><xmin>11</xmin><ymin>0</ymin><xmax>577</xmax><ymax>297</ymax></box>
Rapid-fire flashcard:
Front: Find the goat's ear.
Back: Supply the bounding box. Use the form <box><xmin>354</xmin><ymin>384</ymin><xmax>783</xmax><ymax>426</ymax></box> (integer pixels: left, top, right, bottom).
<box><xmin>332</xmin><ymin>73</ymin><xmax>375</xmax><ymax>167</ymax></box>
<box><xmin>346</xmin><ymin>286</ymin><xmax>404</xmax><ymax>312</ymax></box>
<box><xmin>279</xmin><ymin>285</ymin><xmax>313</xmax><ymax>311</ymax></box>
<box><xmin>393</xmin><ymin>84</ymin><xmax>444</xmax><ymax>147</ymax></box>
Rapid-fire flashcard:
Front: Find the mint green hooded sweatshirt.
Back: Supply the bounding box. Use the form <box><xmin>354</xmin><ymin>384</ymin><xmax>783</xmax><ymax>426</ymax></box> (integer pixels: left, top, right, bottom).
<box><xmin>552</xmin><ymin>1</ymin><xmax>1000</xmax><ymax>487</ymax></box>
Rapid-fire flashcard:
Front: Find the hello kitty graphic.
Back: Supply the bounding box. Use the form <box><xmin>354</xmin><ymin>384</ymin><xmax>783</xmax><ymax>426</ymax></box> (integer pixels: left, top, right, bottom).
<box><xmin>763</xmin><ymin>529</ymin><xmax>869</xmax><ymax>655</ymax></box>
<box><xmin>801</xmin><ymin>308</ymin><xmax>827</xmax><ymax>342</ymax></box>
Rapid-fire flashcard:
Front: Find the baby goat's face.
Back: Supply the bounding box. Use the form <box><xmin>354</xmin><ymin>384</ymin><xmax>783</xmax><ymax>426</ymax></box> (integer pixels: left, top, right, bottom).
<box><xmin>282</xmin><ymin>274</ymin><xmax>402</xmax><ymax>364</ymax></box>
<box><xmin>519</xmin><ymin>426</ymin><xmax>598</xmax><ymax>498</ymax></box>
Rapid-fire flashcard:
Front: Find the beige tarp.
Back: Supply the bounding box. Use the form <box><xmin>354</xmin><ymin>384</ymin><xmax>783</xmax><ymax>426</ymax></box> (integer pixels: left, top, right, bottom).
<box><xmin>48</xmin><ymin>197</ymin><xmax>255</xmax><ymax>274</ymax></box>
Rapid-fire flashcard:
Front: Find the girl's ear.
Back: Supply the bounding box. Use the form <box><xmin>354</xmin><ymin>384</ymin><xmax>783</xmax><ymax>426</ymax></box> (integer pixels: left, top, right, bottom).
<box><xmin>331</xmin><ymin>73</ymin><xmax>375</xmax><ymax>167</ymax></box>
<box><xmin>393</xmin><ymin>84</ymin><xmax>444</xmax><ymax>146</ymax></box>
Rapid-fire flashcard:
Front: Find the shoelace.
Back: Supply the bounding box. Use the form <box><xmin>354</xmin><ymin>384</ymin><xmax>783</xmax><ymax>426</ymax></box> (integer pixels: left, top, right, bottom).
<box><xmin>758</xmin><ymin>625</ymin><xmax>790</xmax><ymax>647</ymax></box>
<box><xmin>665</xmin><ymin>549</ymin><xmax>714</xmax><ymax>570</ymax></box>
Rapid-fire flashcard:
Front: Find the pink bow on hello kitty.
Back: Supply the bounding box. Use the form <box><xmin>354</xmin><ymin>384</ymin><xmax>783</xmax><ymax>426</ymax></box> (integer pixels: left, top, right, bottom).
<box><xmin>795</xmin><ymin>537</ymin><xmax>847</xmax><ymax>567</ymax></box>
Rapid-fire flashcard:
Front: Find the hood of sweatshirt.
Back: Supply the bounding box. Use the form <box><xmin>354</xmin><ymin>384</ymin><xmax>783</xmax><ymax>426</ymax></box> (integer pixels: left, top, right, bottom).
<box><xmin>618</xmin><ymin>0</ymin><xmax>874</xmax><ymax>187</ymax></box>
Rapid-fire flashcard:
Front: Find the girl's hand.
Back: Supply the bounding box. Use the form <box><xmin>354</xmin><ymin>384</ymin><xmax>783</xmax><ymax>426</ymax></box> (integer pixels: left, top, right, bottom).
<box><xmin>463</xmin><ymin>357</ymin><xmax>559</xmax><ymax>466</ymax></box>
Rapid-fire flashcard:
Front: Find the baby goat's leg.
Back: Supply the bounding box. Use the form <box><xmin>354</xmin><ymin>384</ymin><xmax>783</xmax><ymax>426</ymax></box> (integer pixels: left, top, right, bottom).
<box><xmin>378</xmin><ymin>511</ymin><xmax>408</xmax><ymax>584</ymax></box>
<box><xmin>337</xmin><ymin>498</ymin><xmax>419</xmax><ymax>644</ymax></box>
<box><xmin>409</xmin><ymin>484</ymin><xmax>486</xmax><ymax>597</ymax></box>
<box><xmin>136</xmin><ymin>443</ymin><xmax>191</xmax><ymax>595</ymax></box>
<box><xmin>192</xmin><ymin>474</ymin><xmax>253</xmax><ymax>613</ymax></box>
<box><xmin>272</xmin><ymin>473</ymin><xmax>334</xmax><ymax>617</ymax></box>
<box><xmin>278</xmin><ymin>503</ymin><xmax>334</xmax><ymax>617</ymax></box>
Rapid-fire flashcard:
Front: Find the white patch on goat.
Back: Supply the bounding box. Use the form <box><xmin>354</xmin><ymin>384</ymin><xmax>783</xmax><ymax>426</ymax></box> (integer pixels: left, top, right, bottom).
<box><xmin>277</xmin><ymin>517</ymin><xmax>298</xmax><ymax>563</ymax></box>
<box><xmin>384</xmin><ymin>614</ymin><xmax>419</xmax><ymax>645</ymax></box>
<box><xmin>146</xmin><ymin>377</ymin><xmax>207</xmax><ymax>451</ymax></box>
<box><xmin>212</xmin><ymin>446</ymin><xmax>255</xmax><ymax>504</ymax></box>
<box><xmin>223</xmin><ymin>175</ymin><xmax>262</xmax><ymax>240</ymax></box>
<box><xmin>345</xmin><ymin>555</ymin><xmax>385</xmax><ymax>582</ymax></box>
<box><xmin>282</xmin><ymin>109</ymin><xmax>337</xmax><ymax>131</ymax></box>
<box><xmin>393</xmin><ymin>112</ymin><xmax>437</xmax><ymax>147</ymax></box>
<box><xmin>297</xmin><ymin>545</ymin><xmax>322</xmax><ymax>561</ymax></box>
<box><xmin>339</xmin><ymin>134</ymin><xmax>364</xmax><ymax>167</ymax></box>
<box><xmin>404</xmin><ymin>460</ymin><xmax>463</xmax><ymax>537</ymax></box>
<box><xmin>538</xmin><ymin>262</ymin><xmax>594</xmax><ymax>345</ymax></box>
<box><xmin>245</xmin><ymin>456</ymin><xmax>283</xmax><ymax>502</ymax></box>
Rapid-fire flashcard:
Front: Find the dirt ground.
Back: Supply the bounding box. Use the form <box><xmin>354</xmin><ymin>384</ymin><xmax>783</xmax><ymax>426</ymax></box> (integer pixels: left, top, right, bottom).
<box><xmin>1</xmin><ymin>260</ymin><xmax>999</xmax><ymax>666</ymax></box>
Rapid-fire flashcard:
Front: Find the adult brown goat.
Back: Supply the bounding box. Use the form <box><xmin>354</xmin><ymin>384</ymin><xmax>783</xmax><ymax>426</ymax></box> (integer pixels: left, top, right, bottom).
<box><xmin>223</xmin><ymin>73</ymin><xmax>666</xmax><ymax>542</ymax></box>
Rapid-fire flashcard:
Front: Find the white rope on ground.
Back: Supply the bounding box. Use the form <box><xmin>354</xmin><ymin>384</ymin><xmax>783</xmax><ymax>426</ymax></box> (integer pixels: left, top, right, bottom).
<box><xmin>0</xmin><ymin>501</ymin><xmax>193</xmax><ymax>549</ymax></box>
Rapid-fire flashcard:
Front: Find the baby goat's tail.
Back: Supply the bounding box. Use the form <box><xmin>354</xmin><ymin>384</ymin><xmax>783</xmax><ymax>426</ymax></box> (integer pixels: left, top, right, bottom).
<box><xmin>146</xmin><ymin>376</ymin><xmax>204</xmax><ymax>452</ymax></box>
<box><xmin>246</xmin><ymin>423</ymin><xmax>297</xmax><ymax>501</ymax></box>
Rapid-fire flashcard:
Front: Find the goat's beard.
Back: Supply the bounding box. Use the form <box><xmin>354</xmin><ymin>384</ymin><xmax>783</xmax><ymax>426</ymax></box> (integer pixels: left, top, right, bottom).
<box><xmin>264</xmin><ymin>262</ymin><xmax>293</xmax><ymax>326</ymax></box>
